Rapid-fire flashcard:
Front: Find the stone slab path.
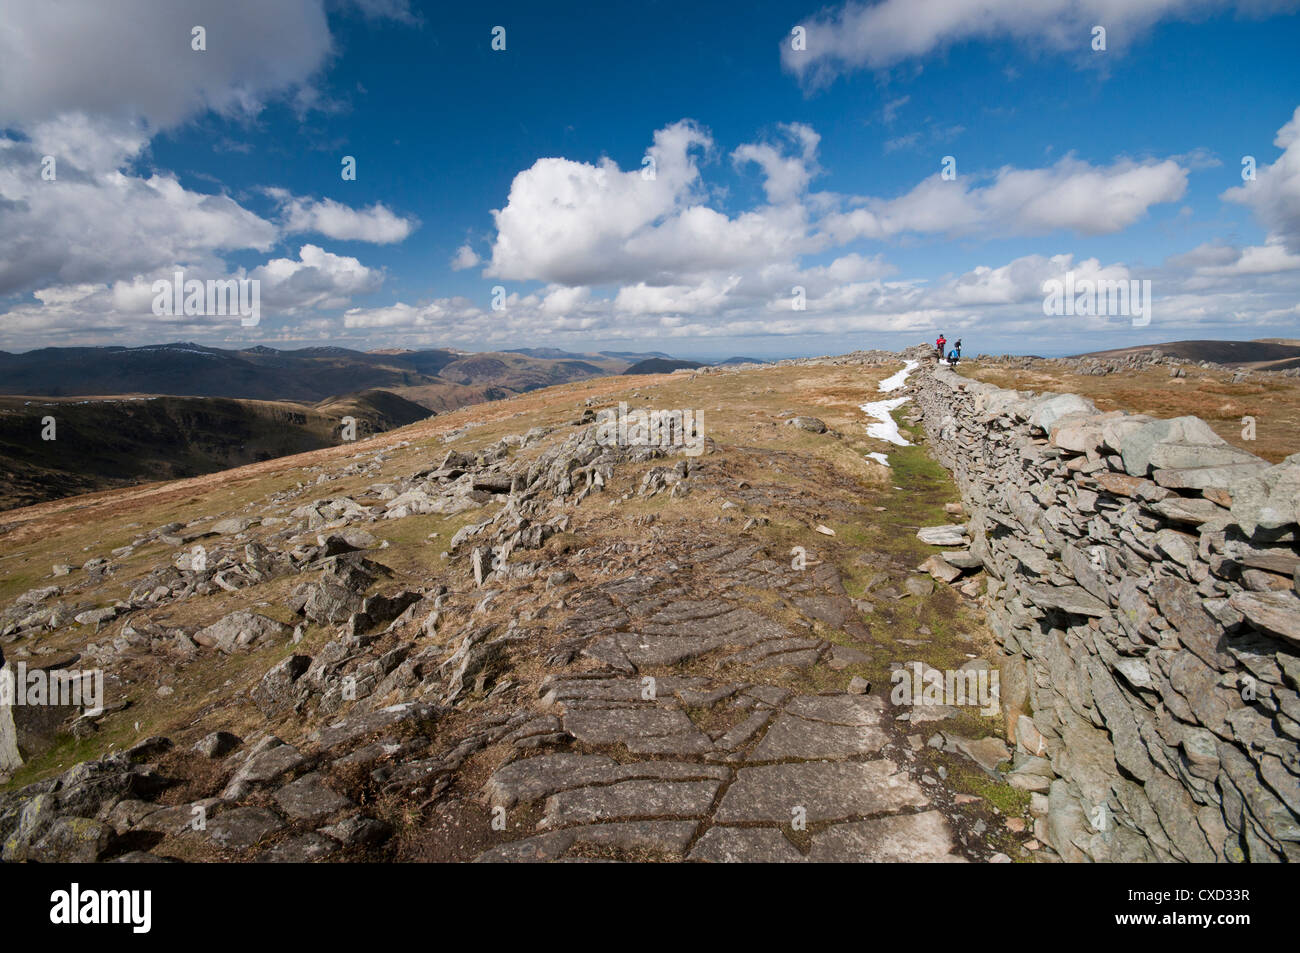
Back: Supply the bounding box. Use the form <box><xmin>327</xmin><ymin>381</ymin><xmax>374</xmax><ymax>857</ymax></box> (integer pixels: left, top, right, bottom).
<box><xmin>472</xmin><ymin>538</ymin><xmax>971</xmax><ymax>862</ymax></box>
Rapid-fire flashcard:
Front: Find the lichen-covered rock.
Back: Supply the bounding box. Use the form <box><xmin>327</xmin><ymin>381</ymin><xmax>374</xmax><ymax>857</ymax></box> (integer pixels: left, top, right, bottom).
<box><xmin>31</xmin><ymin>816</ymin><xmax>116</xmax><ymax>862</ymax></box>
<box><xmin>1029</xmin><ymin>393</ymin><xmax>1096</xmax><ymax>433</ymax></box>
<box><xmin>1117</xmin><ymin>415</ymin><xmax>1226</xmax><ymax>476</ymax></box>
<box><xmin>251</xmin><ymin>655</ymin><xmax>312</xmax><ymax>718</ymax></box>
<box><xmin>193</xmin><ymin>610</ymin><xmax>290</xmax><ymax>653</ymax></box>
<box><xmin>1231</xmin><ymin>452</ymin><xmax>1300</xmax><ymax>535</ymax></box>
<box><xmin>1228</xmin><ymin>590</ymin><xmax>1300</xmax><ymax>645</ymax></box>
<box><xmin>787</xmin><ymin>415</ymin><xmax>827</xmax><ymax>433</ymax></box>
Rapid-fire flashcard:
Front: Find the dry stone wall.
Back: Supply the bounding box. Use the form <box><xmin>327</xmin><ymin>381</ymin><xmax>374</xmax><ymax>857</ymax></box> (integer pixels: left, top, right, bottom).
<box><xmin>911</xmin><ymin>362</ymin><xmax>1300</xmax><ymax>863</ymax></box>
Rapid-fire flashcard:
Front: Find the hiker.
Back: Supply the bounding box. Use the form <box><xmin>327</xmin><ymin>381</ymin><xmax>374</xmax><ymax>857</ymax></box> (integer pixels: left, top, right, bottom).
<box><xmin>935</xmin><ymin>332</ymin><xmax>947</xmax><ymax>361</ymax></box>
<box><xmin>947</xmin><ymin>348</ymin><xmax>959</xmax><ymax>367</ymax></box>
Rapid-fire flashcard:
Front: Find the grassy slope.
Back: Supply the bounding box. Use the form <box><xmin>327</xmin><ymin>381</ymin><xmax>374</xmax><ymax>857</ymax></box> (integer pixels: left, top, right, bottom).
<box><xmin>957</xmin><ymin>360</ymin><xmax>1300</xmax><ymax>463</ymax></box>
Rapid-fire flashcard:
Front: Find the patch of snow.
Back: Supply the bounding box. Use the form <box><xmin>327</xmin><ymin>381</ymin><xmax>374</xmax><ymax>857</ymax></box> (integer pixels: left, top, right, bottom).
<box><xmin>126</xmin><ymin>345</ymin><xmax>218</xmax><ymax>358</ymax></box>
<box><xmin>865</xmin><ymin>451</ymin><xmax>891</xmax><ymax>467</ymax></box>
<box><xmin>861</xmin><ymin>359</ymin><xmax>918</xmax><ymax>454</ymax></box>
<box><xmin>861</xmin><ymin>396</ymin><xmax>912</xmax><ymax>446</ymax></box>
<box><xmin>878</xmin><ymin>359</ymin><xmax>918</xmax><ymax>393</ymax></box>
<box><xmin>23</xmin><ymin>397</ymin><xmax>158</xmax><ymax>406</ymax></box>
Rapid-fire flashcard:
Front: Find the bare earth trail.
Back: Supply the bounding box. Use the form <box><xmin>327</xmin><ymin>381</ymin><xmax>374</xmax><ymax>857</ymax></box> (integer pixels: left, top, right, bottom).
<box><xmin>0</xmin><ymin>353</ymin><xmax>1028</xmax><ymax>863</ymax></box>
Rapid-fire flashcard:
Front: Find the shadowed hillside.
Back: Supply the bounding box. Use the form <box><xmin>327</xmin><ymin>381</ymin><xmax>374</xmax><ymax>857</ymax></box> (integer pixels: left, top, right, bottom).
<box><xmin>0</xmin><ymin>389</ymin><xmax>432</xmax><ymax>511</ymax></box>
<box><xmin>624</xmin><ymin>358</ymin><xmax>704</xmax><ymax>374</ymax></box>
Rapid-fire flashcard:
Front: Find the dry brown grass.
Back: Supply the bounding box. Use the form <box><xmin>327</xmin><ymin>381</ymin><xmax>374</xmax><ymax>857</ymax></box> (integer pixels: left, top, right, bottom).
<box><xmin>958</xmin><ymin>362</ymin><xmax>1300</xmax><ymax>463</ymax></box>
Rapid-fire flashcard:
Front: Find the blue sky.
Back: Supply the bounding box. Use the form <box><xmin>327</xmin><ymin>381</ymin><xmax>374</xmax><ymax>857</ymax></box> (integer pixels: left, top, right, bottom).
<box><xmin>2</xmin><ymin>0</ymin><xmax>1299</xmax><ymax>359</ymax></box>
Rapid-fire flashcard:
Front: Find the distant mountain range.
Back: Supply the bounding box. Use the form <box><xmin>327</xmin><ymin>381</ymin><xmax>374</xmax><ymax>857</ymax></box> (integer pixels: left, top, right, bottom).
<box><xmin>598</xmin><ymin>350</ymin><xmax>676</xmax><ymax>361</ymax></box>
<box><xmin>0</xmin><ymin>343</ymin><xmax>640</xmax><ymax>405</ymax></box>
<box><xmin>0</xmin><ymin>343</ymin><xmax>651</xmax><ymax>511</ymax></box>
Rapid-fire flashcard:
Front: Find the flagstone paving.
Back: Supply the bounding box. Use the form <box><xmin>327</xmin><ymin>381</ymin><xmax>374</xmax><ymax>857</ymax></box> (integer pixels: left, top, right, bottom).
<box><xmin>473</xmin><ymin>540</ymin><xmax>973</xmax><ymax>863</ymax></box>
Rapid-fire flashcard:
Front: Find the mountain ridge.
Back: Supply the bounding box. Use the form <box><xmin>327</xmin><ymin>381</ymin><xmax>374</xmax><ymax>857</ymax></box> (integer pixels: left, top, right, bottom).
<box><xmin>1069</xmin><ymin>338</ymin><xmax>1300</xmax><ymax>370</ymax></box>
<box><xmin>0</xmin><ymin>343</ymin><xmax>630</xmax><ymax>403</ymax></box>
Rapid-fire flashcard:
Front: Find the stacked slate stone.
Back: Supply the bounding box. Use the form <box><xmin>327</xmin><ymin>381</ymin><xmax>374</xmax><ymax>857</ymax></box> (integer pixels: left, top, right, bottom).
<box><xmin>912</xmin><ymin>363</ymin><xmax>1299</xmax><ymax>863</ymax></box>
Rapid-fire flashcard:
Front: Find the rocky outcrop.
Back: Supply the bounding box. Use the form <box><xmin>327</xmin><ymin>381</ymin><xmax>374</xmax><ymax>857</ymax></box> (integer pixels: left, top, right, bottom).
<box><xmin>0</xmin><ymin>696</ymin><xmax>20</xmax><ymax>772</ymax></box>
<box><xmin>974</xmin><ymin>349</ymin><xmax>1300</xmax><ymax>379</ymax></box>
<box><xmin>912</xmin><ymin>363</ymin><xmax>1300</xmax><ymax>862</ymax></box>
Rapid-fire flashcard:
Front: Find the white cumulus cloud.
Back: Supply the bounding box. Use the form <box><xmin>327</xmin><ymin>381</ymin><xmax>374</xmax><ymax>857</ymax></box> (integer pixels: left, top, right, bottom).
<box><xmin>272</xmin><ymin>191</ymin><xmax>419</xmax><ymax>244</ymax></box>
<box><xmin>822</xmin><ymin>156</ymin><xmax>1187</xmax><ymax>241</ymax></box>
<box><xmin>1222</xmin><ymin>105</ymin><xmax>1300</xmax><ymax>253</ymax></box>
<box><xmin>781</xmin><ymin>0</ymin><xmax>1300</xmax><ymax>86</ymax></box>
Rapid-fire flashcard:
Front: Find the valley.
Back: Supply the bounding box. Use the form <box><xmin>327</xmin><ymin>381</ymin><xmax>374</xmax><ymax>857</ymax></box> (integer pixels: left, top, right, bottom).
<box><xmin>0</xmin><ymin>344</ymin><xmax>651</xmax><ymax>511</ymax></box>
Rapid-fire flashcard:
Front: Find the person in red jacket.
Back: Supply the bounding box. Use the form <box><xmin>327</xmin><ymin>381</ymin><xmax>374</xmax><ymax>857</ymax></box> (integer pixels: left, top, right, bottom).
<box><xmin>935</xmin><ymin>332</ymin><xmax>947</xmax><ymax>361</ymax></box>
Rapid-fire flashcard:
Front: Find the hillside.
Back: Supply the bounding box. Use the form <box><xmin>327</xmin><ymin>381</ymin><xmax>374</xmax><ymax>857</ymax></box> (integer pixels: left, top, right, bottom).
<box><xmin>509</xmin><ymin>348</ymin><xmax>668</xmax><ymax>362</ymax></box>
<box><xmin>1071</xmin><ymin>338</ymin><xmax>1300</xmax><ymax>370</ymax></box>
<box><xmin>624</xmin><ymin>358</ymin><xmax>704</xmax><ymax>374</ymax></box>
<box><xmin>2</xmin><ymin>349</ymin><xmax>1295</xmax><ymax>865</ymax></box>
<box><xmin>435</xmin><ymin>352</ymin><xmax>609</xmax><ymax>388</ymax></box>
<box><xmin>0</xmin><ymin>353</ymin><xmax>1031</xmax><ymax>863</ymax></box>
<box><xmin>0</xmin><ymin>390</ymin><xmax>431</xmax><ymax>511</ymax></box>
